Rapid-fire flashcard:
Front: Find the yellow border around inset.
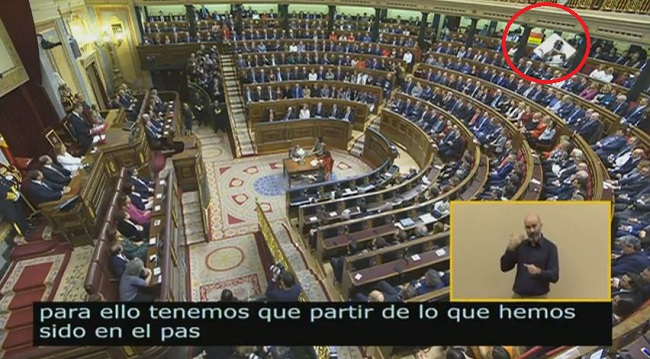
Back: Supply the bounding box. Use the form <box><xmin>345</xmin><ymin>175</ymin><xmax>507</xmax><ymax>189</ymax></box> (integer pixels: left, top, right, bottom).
<box><xmin>449</xmin><ymin>200</ymin><xmax>612</xmax><ymax>303</ymax></box>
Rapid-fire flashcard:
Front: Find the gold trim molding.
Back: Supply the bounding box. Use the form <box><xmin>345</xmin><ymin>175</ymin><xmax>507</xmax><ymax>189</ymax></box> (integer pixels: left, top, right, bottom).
<box><xmin>0</xmin><ymin>18</ymin><xmax>29</xmax><ymax>98</ymax></box>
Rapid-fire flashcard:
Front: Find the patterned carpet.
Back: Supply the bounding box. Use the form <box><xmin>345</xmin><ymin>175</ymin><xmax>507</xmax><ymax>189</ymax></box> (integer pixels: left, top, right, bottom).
<box><xmin>189</xmin><ymin>127</ymin><xmax>369</xmax><ymax>358</ymax></box>
<box><xmin>189</xmin><ymin>234</ymin><xmax>266</xmax><ymax>302</ymax></box>
<box><xmin>204</xmin><ymin>137</ymin><xmax>372</xmax><ymax>241</ymax></box>
<box><xmin>52</xmin><ymin>245</ymin><xmax>93</xmax><ymax>302</ymax></box>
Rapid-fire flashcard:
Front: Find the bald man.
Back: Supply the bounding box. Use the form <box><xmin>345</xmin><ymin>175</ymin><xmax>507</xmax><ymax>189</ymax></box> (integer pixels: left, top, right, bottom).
<box><xmin>500</xmin><ymin>214</ymin><xmax>559</xmax><ymax>299</ymax></box>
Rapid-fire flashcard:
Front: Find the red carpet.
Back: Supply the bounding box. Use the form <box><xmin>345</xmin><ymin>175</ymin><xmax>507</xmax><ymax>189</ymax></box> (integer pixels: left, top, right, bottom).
<box><xmin>10</xmin><ymin>219</ymin><xmax>67</xmax><ymax>261</ymax></box>
<box><xmin>0</xmin><ymin>244</ymin><xmax>71</xmax><ymax>356</ymax></box>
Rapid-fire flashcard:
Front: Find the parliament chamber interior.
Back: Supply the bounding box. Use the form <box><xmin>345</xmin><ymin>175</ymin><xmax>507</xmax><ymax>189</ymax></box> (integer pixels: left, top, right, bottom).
<box><xmin>0</xmin><ymin>0</ymin><xmax>647</xmax><ymax>358</ymax></box>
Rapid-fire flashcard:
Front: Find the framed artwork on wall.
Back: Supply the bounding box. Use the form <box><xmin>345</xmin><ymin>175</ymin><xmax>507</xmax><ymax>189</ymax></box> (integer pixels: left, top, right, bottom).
<box><xmin>0</xmin><ymin>17</ymin><xmax>29</xmax><ymax>98</ymax></box>
<box><xmin>44</xmin><ymin>129</ymin><xmax>63</xmax><ymax>149</ymax></box>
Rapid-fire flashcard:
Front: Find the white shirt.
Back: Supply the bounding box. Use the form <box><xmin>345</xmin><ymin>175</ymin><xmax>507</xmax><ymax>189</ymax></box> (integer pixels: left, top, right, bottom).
<box><xmin>308</xmin><ymin>73</ymin><xmax>318</xmax><ymax>81</ymax></box>
<box><xmin>299</xmin><ymin>109</ymin><xmax>310</xmax><ymax>119</ymax></box>
<box><xmin>403</xmin><ymin>52</ymin><xmax>413</xmax><ymax>64</ymax></box>
<box><xmin>615</xmin><ymin>152</ymin><xmax>631</xmax><ymax>168</ymax></box>
<box><xmin>57</xmin><ymin>152</ymin><xmax>84</xmax><ymax>172</ymax></box>
<box><xmin>590</xmin><ymin>69</ymin><xmax>607</xmax><ymax>81</ymax></box>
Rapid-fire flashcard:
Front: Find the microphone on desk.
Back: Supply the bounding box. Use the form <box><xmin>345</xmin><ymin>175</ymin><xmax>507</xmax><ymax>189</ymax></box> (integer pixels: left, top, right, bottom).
<box><xmin>402</xmin><ymin>248</ymin><xmax>410</xmax><ymax>266</ymax></box>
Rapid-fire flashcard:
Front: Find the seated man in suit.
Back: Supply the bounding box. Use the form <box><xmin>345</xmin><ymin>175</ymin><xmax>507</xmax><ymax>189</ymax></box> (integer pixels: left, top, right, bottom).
<box><xmin>352</xmin><ymin>281</ymin><xmax>418</xmax><ymax>302</ymax></box>
<box><xmin>38</xmin><ymin>155</ymin><xmax>72</xmax><ymax>186</ymax></box>
<box><xmin>372</xmin><ymin>269</ymin><xmax>447</xmax><ymax>298</ymax></box>
<box><xmin>122</xmin><ymin>181</ymin><xmax>153</xmax><ymax>210</ymax></box>
<box><xmin>609</xmin><ymin>148</ymin><xmax>645</xmax><ymax>178</ymax></box>
<box><xmin>612</xmin><ymin>236</ymin><xmax>650</xmax><ymax>277</ymax></box>
<box><xmin>24</xmin><ymin>170</ymin><xmax>70</xmax><ymax>206</ymax></box>
<box><xmin>592</xmin><ymin>128</ymin><xmax>628</xmax><ymax>161</ymax></box>
<box><xmin>109</xmin><ymin>240</ymin><xmax>130</xmax><ymax>277</ymax></box>
<box><xmin>488</xmin><ymin>154</ymin><xmax>516</xmax><ymax>185</ymax></box>
<box><xmin>341</xmin><ymin>106</ymin><xmax>355</xmax><ymax>122</ymax></box>
<box><xmin>68</xmin><ymin>103</ymin><xmax>103</xmax><ymax>152</ymax></box>
<box><xmin>437</xmin><ymin>125</ymin><xmax>463</xmax><ymax>160</ymax></box>
<box><xmin>128</xmin><ymin>168</ymin><xmax>154</xmax><ymax>195</ymax></box>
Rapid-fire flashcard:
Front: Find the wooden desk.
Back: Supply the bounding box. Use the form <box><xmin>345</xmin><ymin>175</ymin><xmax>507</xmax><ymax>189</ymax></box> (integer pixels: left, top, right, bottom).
<box><xmin>283</xmin><ymin>155</ymin><xmax>322</xmax><ymax>187</ymax></box>
<box><xmin>39</xmin><ymin>151</ymin><xmax>112</xmax><ymax>246</ymax></box>
<box><xmin>379</xmin><ymin>109</ymin><xmax>436</xmax><ymax>169</ymax></box>
<box><xmin>254</xmin><ymin>118</ymin><xmax>352</xmax><ymax>155</ymax></box>
<box><xmin>247</xmin><ymin>98</ymin><xmax>370</xmax><ymax>131</ymax></box>
<box><xmin>346</xmin><ymin>246</ymin><xmax>450</xmax><ymax>299</ymax></box>
<box><xmin>243</xmin><ymin>80</ymin><xmax>383</xmax><ymax>118</ymax></box>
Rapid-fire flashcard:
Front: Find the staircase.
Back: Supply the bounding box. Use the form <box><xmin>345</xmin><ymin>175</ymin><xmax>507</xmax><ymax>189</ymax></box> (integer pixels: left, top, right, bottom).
<box><xmin>220</xmin><ymin>55</ymin><xmax>256</xmax><ymax>157</ymax></box>
<box><xmin>272</xmin><ymin>222</ymin><xmax>329</xmax><ymax>301</ymax></box>
<box><xmin>181</xmin><ymin>191</ymin><xmax>206</xmax><ymax>245</ymax></box>
<box><xmin>348</xmin><ymin>115</ymin><xmax>381</xmax><ymax>157</ymax></box>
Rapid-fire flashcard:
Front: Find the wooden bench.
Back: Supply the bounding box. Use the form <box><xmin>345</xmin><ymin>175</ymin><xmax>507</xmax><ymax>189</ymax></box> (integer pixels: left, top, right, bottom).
<box><xmin>342</xmin><ymin>234</ymin><xmax>450</xmax><ymax>299</ymax></box>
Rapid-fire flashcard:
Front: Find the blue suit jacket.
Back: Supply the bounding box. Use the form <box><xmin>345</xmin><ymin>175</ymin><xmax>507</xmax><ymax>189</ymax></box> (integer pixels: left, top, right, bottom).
<box><xmin>26</xmin><ymin>179</ymin><xmax>64</xmax><ymax>205</ymax></box>
<box><xmin>492</xmin><ymin>162</ymin><xmax>514</xmax><ymax>180</ymax></box>
<box><xmin>577</xmin><ymin>119</ymin><xmax>600</xmax><ymax>139</ymax></box>
<box><xmin>598</xmin><ymin>135</ymin><xmax>626</xmax><ymax>152</ymax></box>
<box><xmin>111</xmin><ymin>254</ymin><xmax>129</xmax><ymax>277</ymax></box>
<box><xmin>612</xmin><ymin>252</ymin><xmax>650</xmax><ymax>277</ymax></box>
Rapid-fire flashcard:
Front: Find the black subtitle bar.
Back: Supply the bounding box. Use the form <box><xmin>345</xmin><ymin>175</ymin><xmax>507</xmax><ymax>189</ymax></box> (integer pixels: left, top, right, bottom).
<box><xmin>33</xmin><ymin>302</ymin><xmax>611</xmax><ymax>346</ymax></box>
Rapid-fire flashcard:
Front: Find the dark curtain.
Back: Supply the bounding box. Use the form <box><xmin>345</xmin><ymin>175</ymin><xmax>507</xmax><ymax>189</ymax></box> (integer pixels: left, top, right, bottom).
<box><xmin>0</xmin><ymin>0</ymin><xmax>59</xmax><ymax>158</ymax></box>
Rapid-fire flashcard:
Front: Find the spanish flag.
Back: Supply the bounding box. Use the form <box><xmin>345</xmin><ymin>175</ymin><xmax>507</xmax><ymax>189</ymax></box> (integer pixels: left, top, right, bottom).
<box><xmin>528</xmin><ymin>31</ymin><xmax>544</xmax><ymax>45</ymax></box>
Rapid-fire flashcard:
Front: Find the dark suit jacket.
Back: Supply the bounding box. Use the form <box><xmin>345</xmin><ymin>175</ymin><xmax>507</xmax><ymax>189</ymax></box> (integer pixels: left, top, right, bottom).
<box><xmin>25</xmin><ymin>180</ymin><xmax>64</xmax><ymax>205</ymax></box>
<box><xmin>265</xmin><ymin>281</ymin><xmax>302</xmax><ymax>301</ymax></box>
<box><xmin>41</xmin><ymin>164</ymin><xmax>71</xmax><ymax>186</ymax></box>
<box><xmin>117</xmin><ymin>219</ymin><xmax>142</xmax><ymax>239</ymax></box>
<box><xmin>129</xmin><ymin>193</ymin><xmax>147</xmax><ymax>211</ymax></box>
<box><xmin>68</xmin><ymin>112</ymin><xmax>93</xmax><ymax>149</ymax></box>
<box><xmin>111</xmin><ymin>254</ymin><xmax>129</xmax><ymax>277</ymax></box>
<box><xmin>130</xmin><ymin>176</ymin><xmax>153</xmax><ymax>194</ymax></box>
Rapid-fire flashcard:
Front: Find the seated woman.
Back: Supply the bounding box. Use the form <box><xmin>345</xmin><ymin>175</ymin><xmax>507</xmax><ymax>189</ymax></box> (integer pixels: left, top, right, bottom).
<box><xmin>531</xmin><ymin>120</ymin><xmax>556</xmax><ymax>148</ymax></box>
<box><xmin>312</xmin><ymin>136</ymin><xmax>324</xmax><ymax>156</ymax></box>
<box><xmin>110</xmin><ymin>227</ymin><xmax>148</xmax><ymax>263</ymax></box>
<box><xmin>55</xmin><ymin>144</ymin><xmax>84</xmax><ymax>173</ymax></box>
<box><xmin>120</xmin><ymin>194</ymin><xmax>151</xmax><ymax>225</ymax></box>
<box><xmin>318</xmin><ymin>148</ymin><xmax>334</xmax><ymax>181</ymax></box>
<box><xmin>115</xmin><ymin>210</ymin><xmax>148</xmax><ymax>240</ymax></box>
<box><xmin>119</xmin><ymin>258</ymin><xmax>155</xmax><ymax>302</ymax></box>
<box><xmin>289</xmin><ymin>144</ymin><xmax>306</xmax><ymax>161</ymax></box>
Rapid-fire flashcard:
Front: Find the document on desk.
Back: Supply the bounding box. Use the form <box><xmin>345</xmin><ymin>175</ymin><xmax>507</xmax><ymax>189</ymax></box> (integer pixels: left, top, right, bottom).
<box><xmin>154</xmin><ymin>205</ymin><xmax>161</xmax><ymax>212</ymax></box>
<box><xmin>419</xmin><ymin>213</ymin><xmax>436</xmax><ymax>224</ymax></box>
<box><xmin>411</xmin><ymin>254</ymin><xmax>421</xmax><ymax>261</ymax></box>
<box><xmin>354</xmin><ymin>273</ymin><xmax>363</xmax><ymax>281</ymax></box>
<box><xmin>531</xmin><ymin>178</ymin><xmax>541</xmax><ymax>185</ymax></box>
<box><xmin>156</xmin><ymin>275</ymin><xmax>162</xmax><ymax>284</ymax></box>
<box><xmin>435</xmin><ymin>249</ymin><xmax>446</xmax><ymax>256</ymax></box>
<box><xmin>329</xmin><ymin>211</ymin><xmax>337</xmax><ymax>217</ymax></box>
<box><xmin>154</xmin><ymin>219</ymin><xmax>161</xmax><ymax>227</ymax></box>
<box><xmin>153</xmin><ymin>267</ymin><xmax>162</xmax><ymax>276</ymax></box>
<box><xmin>156</xmin><ymin>193</ymin><xmax>163</xmax><ymax>199</ymax></box>
<box><xmin>149</xmin><ymin>237</ymin><xmax>156</xmax><ymax>245</ymax></box>
<box><xmin>309</xmin><ymin>216</ymin><xmax>317</xmax><ymax>222</ymax></box>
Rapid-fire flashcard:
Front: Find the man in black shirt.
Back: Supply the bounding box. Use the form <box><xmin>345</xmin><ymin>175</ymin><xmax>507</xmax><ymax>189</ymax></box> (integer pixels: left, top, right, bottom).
<box><xmin>500</xmin><ymin>214</ymin><xmax>559</xmax><ymax>299</ymax></box>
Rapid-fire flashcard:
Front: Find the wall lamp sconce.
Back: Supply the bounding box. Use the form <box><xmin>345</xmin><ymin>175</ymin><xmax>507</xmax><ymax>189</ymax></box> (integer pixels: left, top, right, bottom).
<box><xmin>101</xmin><ymin>26</ymin><xmax>124</xmax><ymax>48</ymax></box>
